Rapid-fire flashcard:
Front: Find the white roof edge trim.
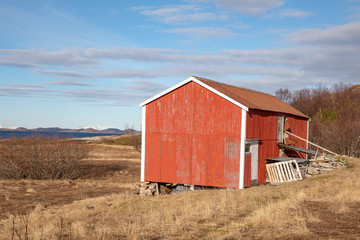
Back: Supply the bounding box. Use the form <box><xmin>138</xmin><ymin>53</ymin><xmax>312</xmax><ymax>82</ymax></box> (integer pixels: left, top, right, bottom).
<box><xmin>139</xmin><ymin>76</ymin><xmax>249</xmax><ymax>111</ymax></box>
<box><xmin>192</xmin><ymin>78</ymin><xmax>248</xmax><ymax>111</ymax></box>
<box><xmin>139</xmin><ymin>77</ymin><xmax>193</xmax><ymax>107</ymax></box>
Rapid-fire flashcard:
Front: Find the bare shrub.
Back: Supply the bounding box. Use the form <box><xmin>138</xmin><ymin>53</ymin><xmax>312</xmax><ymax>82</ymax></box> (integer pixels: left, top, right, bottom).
<box><xmin>276</xmin><ymin>83</ymin><xmax>360</xmax><ymax>157</ymax></box>
<box><xmin>128</xmin><ymin>133</ymin><xmax>141</xmax><ymax>152</ymax></box>
<box><xmin>0</xmin><ymin>137</ymin><xmax>90</xmax><ymax>180</ymax></box>
<box><xmin>275</xmin><ymin>88</ymin><xmax>292</xmax><ymax>104</ymax></box>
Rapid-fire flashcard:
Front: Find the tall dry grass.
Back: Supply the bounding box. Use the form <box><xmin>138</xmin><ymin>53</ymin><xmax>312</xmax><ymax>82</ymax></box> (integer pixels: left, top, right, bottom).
<box><xmin>0</xmin><ymin>158</ymin><xmax>359</xmax><ymax>239</ymax></box>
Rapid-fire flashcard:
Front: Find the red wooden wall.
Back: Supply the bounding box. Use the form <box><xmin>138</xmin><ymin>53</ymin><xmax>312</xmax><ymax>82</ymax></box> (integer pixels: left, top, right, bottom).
<box><xmin>246</xmin><ymin>109</ymin><xmax>308</xmax><ymax>184</ymax></box>
<box><xmin>244</xmin><ymin>154</ymin><xmax>252</xmax><ymax>187</ymax></box>
<box><xmin>145</xmin><ymin>82</ymin><xmax>243</xmax><ymax>188</ymax></box>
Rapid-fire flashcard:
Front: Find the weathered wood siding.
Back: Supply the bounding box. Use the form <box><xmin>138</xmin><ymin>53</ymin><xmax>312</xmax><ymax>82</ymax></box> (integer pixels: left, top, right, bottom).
<box><xmin>244</xmin><ymin>154</ymin><xmax>252</xmax><ymax>187</ymax></box>
<box><xmin>246</xmin><ymin>109</ymin><xmax>308</xmax><ymax>184</ymax></box>
<box><xmin>145</xmin><ymin>81</ymin><xmax>243</xmax><ymax>188</ymax></box>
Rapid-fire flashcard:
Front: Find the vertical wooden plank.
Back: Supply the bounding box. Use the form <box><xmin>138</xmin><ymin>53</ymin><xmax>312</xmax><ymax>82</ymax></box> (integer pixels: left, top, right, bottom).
<box><xmin>244</xmin><ymin>154</ymin><xmax>252</xmax><ymax>187</ymax></box>
<box><xmin>160</xmin><ymin>133</ymin><xmax>176</xmax><ymax>183</ymax></box>
<box><xmin>175</xmin><ymin>134</ymin><xmax>192</xmax><ymax>184</ymax></box>
<box><xmin>145</xmin><ymin>132</ymin><xmax>161</xmax><ymax>182</ymax></box>
<box><xmin>224</xmin><ymin>136</ymin><xmax>240</xmax><ymax>188</ymax></box>
<box><xmin>207</xmin><ymin>135</ymin><xmax>225</xmax><ymax>187</ymax></box>
<box><xmin>191</xmin><ymin>135</ymin><xmax>208</xmax><ymax>186</ymax></box>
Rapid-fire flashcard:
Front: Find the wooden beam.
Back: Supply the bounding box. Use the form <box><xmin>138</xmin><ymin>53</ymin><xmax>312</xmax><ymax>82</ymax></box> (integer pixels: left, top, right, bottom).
<box><xmin>285</xmin><ymin>131</ymin><xmax>339</xmax><ymax>156</ymax></box>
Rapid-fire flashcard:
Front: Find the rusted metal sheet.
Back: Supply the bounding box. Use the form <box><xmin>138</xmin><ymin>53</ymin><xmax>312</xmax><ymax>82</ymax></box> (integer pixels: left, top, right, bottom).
<box><xmin>195</xmin><ymin>77</ymin><xmax>309</xmax><ymax>119</ymax></box>
<box><xmin>145</xmin><ymin>81</ymin><xmax>242</xmax><ymax>188</ymax></box>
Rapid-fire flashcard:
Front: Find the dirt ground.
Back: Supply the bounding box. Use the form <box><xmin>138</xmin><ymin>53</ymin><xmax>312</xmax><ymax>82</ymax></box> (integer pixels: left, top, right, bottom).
<box><xmin>0</xmin><ymin>143</ymin><xmax>141</xmax><ymax>218</ymax></box>
<box><xmin>304</xmin><ymin>201</ymin><xmax>360</xmax><ymax>239</ymax></box>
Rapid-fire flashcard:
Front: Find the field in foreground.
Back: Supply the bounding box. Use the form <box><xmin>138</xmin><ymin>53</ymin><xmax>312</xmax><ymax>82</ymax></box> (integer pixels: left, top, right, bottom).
<box><xmin>0</xmin><ymin>142</ymin><xmax>359</xmax><ymax>239</ymax></box>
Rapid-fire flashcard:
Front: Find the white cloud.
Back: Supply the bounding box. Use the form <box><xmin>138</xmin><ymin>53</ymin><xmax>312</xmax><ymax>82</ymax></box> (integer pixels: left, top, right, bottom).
<box><xmin>165</xmin><ymin>27</ymin><xmax>237</xmax><ymax>39</ymax></box>
<box><xmin>287</xmin><ymin>21</ymin><xmax>360</xmax><ymax>45</ymax></box>
<box><xmin>276</xmin><ymin>9</ymin><xmax>314</xmax><ymax>18</ymax></box>
<box><xmin>203</xmin><ymin>0</ymin><xmax>284</xmax><ymax>15</ymax></box>
<box><xmin>134</xmin><ymin>4</ymin><xmax>228</xmax><ymax>24</ymax></box>
<box><xmin>1</xmin><ymin>21</ymin><xmax>360</xmax><ymax>101</ymax></box>
<box><xmin>0</xmin><ymin>49</ymin><xmax>98</xmax><ymax>68</ymax></box>
<box><xmin>34</xmin><ymin>69</ymin><xmax>91</xmax><ymax>78</ymax></box>
<box><xmin>0</xmin><ymin>47</ymin><xmax>184</xmax><ymax>68</ymax></box>
<box><xmin>46</xmin><ymin>80</ymin><xmax>93</xmax><ymax>87</ymax></box>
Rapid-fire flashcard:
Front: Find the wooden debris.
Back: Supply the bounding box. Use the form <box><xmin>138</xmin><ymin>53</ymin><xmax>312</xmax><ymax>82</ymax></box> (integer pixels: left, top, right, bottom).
<box><xmin>266</xmin><ymin>160</ymin><xmax>302</xmax><ymax>184</ymax></box>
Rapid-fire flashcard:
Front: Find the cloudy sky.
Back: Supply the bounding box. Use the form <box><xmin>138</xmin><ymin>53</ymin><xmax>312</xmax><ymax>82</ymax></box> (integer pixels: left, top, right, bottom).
<box><xmin>1</xmin><ymin>0</ymin><xmax>360</xmax><ymax>130</ymax></box>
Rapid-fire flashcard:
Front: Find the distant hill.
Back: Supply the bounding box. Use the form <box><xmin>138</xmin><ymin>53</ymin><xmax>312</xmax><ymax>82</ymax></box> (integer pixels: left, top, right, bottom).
<box><xmin>0</xmin><ymin>127</ymin><xmax>138</xmax><ymax>134</ymax></box>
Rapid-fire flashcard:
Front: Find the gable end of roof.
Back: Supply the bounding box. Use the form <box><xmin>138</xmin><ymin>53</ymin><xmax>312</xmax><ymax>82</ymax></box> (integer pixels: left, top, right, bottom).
<box><xmin>139</xmin><ymin>76</ymin><xmax>249</xmax><ymax>111</ymax></box>
<box><xmin>140</xmin><ymin>76</ymin><xmax>309</xmax><ymax>119</ymax></box>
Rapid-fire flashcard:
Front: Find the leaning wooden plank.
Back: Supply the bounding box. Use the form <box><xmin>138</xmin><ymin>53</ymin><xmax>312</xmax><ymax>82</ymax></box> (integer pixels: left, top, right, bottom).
<box><xmin>281</xmin><ymin>163</ymin><xmax>289</xmax><ymax>181</ymax></box>
<box><xmin>266</xmin><ymin>165</ymin><xmax>272</xmax><ymax>184</ymax></box>
<box><xmin>266</xmin><ymin>165</ymin><xmax>271</xmax><ymax>183</ymax></box>
<box><xmin>287</xmin><ymin>161</ymin><xmax>296</xmax><ymax>181</ymax></box>
<box><xmin>270</xmin><ymin>164</ymin><xmax>278</xmax><ymax>183</ymax></box>
<box><xmin>270</xmin><ymin>165</ymin><xmax>278</xmax><ymax>183</ymax></box>
<box><xmin>275</xmin><ymin>164</ymin><xmax>284</xmax><ymax>182</ymax></box>
<box><xmin>286</xmin><ymin>162</ymin><xmax>294</xmax><ymax>181</ymax></box>
<box><xmin>285</xmin><ymin>131</ymin><xmax>339</xmax><ymax>156</ymax></box>
<box><xmin>267</xmin><ymin>163</ymin><xmax>279</xmax><ymax>184</ymax></box>
<box><xmin>270</xmin><ymin>165</ymin><xmax>276</xmax><ymax>184</ymax></box>
<box><xmin>284</xmin><ymin>163</ymin><xmax>292</xmax><ymax>181</ymax></box>
<box><xmin>271</xmin><ymin>165</ymin><xmax>280</xmax><ymax>182</ymax></box>
<box><xmin>284</xmin><ymin>162</ymin><xmax>293</xmax><ymax>181</ymax></box>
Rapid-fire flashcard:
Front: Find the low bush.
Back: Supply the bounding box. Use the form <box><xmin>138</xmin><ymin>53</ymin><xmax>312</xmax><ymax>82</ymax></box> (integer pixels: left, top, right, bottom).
<box><xmin>102</xmin><ymin>137</ymin><xmax>130</xmax><ymax>145</ymax></box>
<box><xmin>129</xmin><ymin>134</ymin><xmax>141</xmax><ymax>152</ymax></box>
<box><xmin>0</xmin><ymin>137</ymin><xmax>90</xmax><ymax>180</ymax></box>
<box><xmin>101</xmin><ymin>133</ymin><xmax>141</xmax><ymax>152</ymax></box>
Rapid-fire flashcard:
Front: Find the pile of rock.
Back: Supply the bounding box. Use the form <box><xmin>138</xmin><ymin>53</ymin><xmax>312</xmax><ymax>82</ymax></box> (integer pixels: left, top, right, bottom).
<box><xmin>137</xmin><ymin>182</ymin><xmax>158</xmax><ymax>196</ymax></box>
<box><xmin>137</xmin><ymin>183</ymin><xmax>196</xmax><ymax>196</ymax></box>
<box><xmin>303</xmin><ymin>154</ymin><xmax>346</xmax><ymax>177</ymax></box>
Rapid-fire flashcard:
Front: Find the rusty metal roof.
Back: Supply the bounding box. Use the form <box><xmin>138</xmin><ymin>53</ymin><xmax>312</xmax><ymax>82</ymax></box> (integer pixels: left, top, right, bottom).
<box><xmin>193</xmin><ymin>76</ymin><xmax>309</xmax><ymax>119</ymax></box>
<box><xmin>140</xmin><ymin>76</ymin><xmax>309</xmax><ymax>119</ymax></box>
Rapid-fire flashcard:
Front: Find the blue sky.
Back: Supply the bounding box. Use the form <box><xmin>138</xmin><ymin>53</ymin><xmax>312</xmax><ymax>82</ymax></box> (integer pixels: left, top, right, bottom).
<box><xmin>1</xmin><ymin>0</ymin><xmax>360</xmax><ymax>130</ymax></box>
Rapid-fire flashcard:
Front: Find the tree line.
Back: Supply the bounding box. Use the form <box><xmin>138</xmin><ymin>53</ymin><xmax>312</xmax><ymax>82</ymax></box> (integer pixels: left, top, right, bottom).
<box><xmin>276</xmin><ymin>83</ymin><xmax>360</xmax><ymax>157</ymax></box>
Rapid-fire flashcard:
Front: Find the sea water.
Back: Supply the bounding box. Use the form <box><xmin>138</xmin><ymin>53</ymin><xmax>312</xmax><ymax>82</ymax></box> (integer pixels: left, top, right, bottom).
<box><xmin>0</xmin><ymin>130</ymin><xmax>119</xmax><ymax>139</ymax></box>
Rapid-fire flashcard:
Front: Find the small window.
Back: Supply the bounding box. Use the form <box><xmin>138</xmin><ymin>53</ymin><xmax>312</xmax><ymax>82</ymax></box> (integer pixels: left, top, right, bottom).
<box><xmin>245</xmin><ymin>143</ymin><xmax>251</xmax><ymax>153</ymax></box>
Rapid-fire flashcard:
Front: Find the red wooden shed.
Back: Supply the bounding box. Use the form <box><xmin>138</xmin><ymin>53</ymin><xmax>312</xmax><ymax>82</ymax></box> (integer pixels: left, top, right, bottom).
<box><xmin>140</xmin><ymin>76</ymin><xmax>309</xmax><ymax>189</ymax></box>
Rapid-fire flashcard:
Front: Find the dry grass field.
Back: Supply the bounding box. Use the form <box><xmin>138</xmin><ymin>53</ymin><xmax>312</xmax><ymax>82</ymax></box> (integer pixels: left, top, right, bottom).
<box><xmin>0</xmin><ymin>141</ymin><xmax>359</xmax><ymax>239</ymax></box>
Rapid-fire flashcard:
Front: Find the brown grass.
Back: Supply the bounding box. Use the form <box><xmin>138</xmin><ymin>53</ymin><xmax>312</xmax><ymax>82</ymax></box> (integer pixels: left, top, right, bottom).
<box><xmin>0</xmin><ymin>142</ymin><xmax>359</xmax><ymax>239</ymax></box>
<box><xmin>0</xmin><ymin>143</ymin><xmax>140</xmax><ymax>220</ymax></box>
